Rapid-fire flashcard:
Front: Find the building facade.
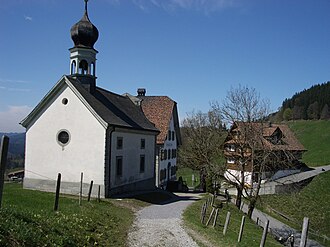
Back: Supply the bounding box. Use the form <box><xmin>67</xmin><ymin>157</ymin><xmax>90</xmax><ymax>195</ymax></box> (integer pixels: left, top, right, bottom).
<box><xmin>224</xmin><ymin>122</ymin><xmax>306</xmax><ymax>186</ymax></box>
<box><xmin>125</xmin><ymin>89</ymin><xmax>182</xmax><ymax>188</ymax></box>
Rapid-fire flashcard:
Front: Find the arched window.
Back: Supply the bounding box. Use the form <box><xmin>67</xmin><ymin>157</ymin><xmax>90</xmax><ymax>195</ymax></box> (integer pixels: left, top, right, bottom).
<box><xmin>91</xmin><ymin>62</ymin><xmax>95</xmax><ymax>76</ymax></box>
<box><xmin>71</xmin><ymin>61</ymin><xmax>76</xmax><ymax>74</ymax></box>
<box><xmin>79</xmin><ymin>60</ymin><xmax>88</xmax><ymax>75</ymax></box>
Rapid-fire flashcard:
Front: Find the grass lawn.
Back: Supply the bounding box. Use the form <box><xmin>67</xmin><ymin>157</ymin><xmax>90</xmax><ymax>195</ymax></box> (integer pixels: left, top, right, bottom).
<box><xmin>183</xmin><ymin>196</ymin><xmax>281</xmax><ymax>247</ymax></box>
<box><xmin>0</xmin><ymin>182</ymin><xmax>146</xmax><ymax>247</ymax></box>
<box><xmin>259</xmin><ymin>171</ymin><xmax>330</xmax><ymax>247</ymax></box>
<box><xmin>176</xmin><ymin>167</ymin><xmax>200</xmax><ymax>188</ymax></box>
<box><xmin>288</xmin><ymin>120</ymin><xmax>330</xmax><ymax>167</ymax></box>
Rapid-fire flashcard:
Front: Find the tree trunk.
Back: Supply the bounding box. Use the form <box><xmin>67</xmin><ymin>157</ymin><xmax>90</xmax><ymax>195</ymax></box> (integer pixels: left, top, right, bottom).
<box><xmin>247</xmin><ymin>175</ymin><xmax>262</xmax><ymax>218</ymax></box>
<box><xmin>236</xmin><ymin>169</ymin><xmax>245</xmax><ymax>209</ymax></box>
<box><xmin>247</xmin><ymin>198</ymin><xmax>256</xmax><ymax>218</ymax></box>
<box><xmin>236</xmin><ymin>185</ymin><xmax>242</xmax><ymax>208</ymax></box>
<box><xmin>200</xmin><ymin>168</ymin><xmax>207</xmax><ymax>192</ymax></box>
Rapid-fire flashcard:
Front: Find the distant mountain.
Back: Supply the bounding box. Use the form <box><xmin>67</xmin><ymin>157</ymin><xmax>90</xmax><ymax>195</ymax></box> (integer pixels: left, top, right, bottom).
<box><xmin>0</xmin><ymin>132</ymin><xmax>25</xmax><ymax>156</ymax></box>
<box><xmin>274</xmin><ymin>82</ymin><xmax>330</xmax><ymax>121</ymax></box>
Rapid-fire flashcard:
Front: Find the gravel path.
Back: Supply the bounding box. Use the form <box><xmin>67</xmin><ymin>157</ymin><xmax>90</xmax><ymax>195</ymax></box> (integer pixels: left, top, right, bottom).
<box><xmin>128</xmin><ymin>193</ymin><xmax>201</xmax><ymax>247</ymax></box>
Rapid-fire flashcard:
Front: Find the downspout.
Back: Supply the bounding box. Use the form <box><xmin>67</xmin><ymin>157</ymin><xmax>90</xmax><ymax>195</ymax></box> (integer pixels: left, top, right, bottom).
<box><xmin>154</xmin><ymin>140</ymin><xmax>159</xmax><ymax>188</ymax></box>
<box><xmin>104</xmin><ymin>126</ymin><xmax>115</xmax><ymax>198</ymax></box>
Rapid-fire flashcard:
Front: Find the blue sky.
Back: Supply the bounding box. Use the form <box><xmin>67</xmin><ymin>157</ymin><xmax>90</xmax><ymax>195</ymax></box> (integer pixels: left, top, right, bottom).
<box><xmin>0</xmin><ymin>0</ymin><xmax>329</xmax><ymax>132</ymax></box>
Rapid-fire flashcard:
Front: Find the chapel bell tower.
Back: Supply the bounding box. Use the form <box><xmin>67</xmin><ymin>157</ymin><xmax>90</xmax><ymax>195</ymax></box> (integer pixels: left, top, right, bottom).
<box><xmin>69</xmin><ymin>0</ymin><xmax>99</xmax><ymax>92</ymax></box>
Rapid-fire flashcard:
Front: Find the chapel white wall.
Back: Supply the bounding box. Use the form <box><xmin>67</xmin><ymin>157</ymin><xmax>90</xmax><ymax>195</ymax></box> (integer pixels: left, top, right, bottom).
<box><xmin>24</xmin><ymin>84</ymin><xmax>106</xmax><ymax>188</ymax></box>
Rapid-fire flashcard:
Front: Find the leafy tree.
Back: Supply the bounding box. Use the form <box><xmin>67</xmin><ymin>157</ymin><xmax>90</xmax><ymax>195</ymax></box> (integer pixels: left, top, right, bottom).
<box><xmin>320</xmin><ymin>104</ymin><xmax>330</xmax><ymax>120</ymax></box>
<box><xmin>281</xmin><ymin>81</ymin><xmax>330</xmax><ymax>120</ymax></box>
<box><xmin>293</xmin><ymin>105</ymin><xmax>305</xmax><ymax>120</ymax></box>
<box><xmin>307</xmin><ymin>101</ymin><xmax>320</xmax><ymax>119</ymax></box>
<box><xmin>178</xmin><ymin>109</ymin><xmax>226</xmax><ymax>192</ymax></box>
<box><xmin>283</xmin><ymin>108</ymin><xmax>293</xmax><ymax>121</ymax></box>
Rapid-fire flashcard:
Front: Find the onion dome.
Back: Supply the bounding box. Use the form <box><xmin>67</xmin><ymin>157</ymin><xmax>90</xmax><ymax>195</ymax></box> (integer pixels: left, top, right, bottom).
<box><xmin>70</xmin><ymin>0</ymin><xmax>99</xmax><ymax>49</ymax></box>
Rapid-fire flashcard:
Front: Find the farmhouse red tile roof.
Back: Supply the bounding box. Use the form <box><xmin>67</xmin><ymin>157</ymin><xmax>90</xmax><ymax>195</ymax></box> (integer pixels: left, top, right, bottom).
<box><xmin>140</xmin><ymin>96</ymin><xmax>175</xmax><ymax>144</ymax></box>
<box><xmin>226</xmin><ymin>122</ymin><xmax>306</xmax><ymax>151</ymax></box>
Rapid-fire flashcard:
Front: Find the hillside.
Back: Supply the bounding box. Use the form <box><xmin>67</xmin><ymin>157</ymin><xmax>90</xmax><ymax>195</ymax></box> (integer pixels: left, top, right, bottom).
<box><xmin>0</xmin><ymin>132</ymin><xmax>25</xmax><ymax>156</ymax></box>
<box><xmin>288</xmin><ymin>120</ymin><xmax>330</xmax><ymax>167</ymax></box>
<box><xmin>259</xmin><ymin>120</ymin><xmax>330</xmax><ymax>246</ymax></box>
<box><xmin>279</xmin><ymin>81</ymin><xmax>330</xmax><ymax>121</ymax></box>
<box><xmin>0</xmin><ymin>132</ymin><xmax>25</xmax><ymax>170</ymax></box>
<box><xmin>260</xmin><ymin>171</ymin><xmax>330</xmax><ymax>246</ymax></box>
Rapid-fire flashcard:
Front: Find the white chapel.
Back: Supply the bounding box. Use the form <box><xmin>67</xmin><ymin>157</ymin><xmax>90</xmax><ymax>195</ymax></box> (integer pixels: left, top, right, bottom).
<box><xmin>20</xmin><ymin>1</ymin><xmax>159</xmax><ymax>197</ymax></box>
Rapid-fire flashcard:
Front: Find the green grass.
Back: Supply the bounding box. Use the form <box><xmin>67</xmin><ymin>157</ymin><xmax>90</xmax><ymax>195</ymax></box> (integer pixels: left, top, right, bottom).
<box><xmin>177</xmin><ymin>167</ymin><xmax>200</xmax><ymax>188</ymax></box>
<box><xmin>288</xmin><ymin>120</ymin><xmax>330</xmax><ymax>167</ymax></box>
<box><xmin>0</xmin><ymin>183</ymin><xmax>140</xmax><ymax>247</ymax></box>
<box><xmin>183</xmin><ymin>196</ymin><xmax>281</xmax><ymax>247</ymax></box>
<box><xmin>260</xmin><ymin>171</ymin><xmax>330</xmax><ymax>246</ymax></box>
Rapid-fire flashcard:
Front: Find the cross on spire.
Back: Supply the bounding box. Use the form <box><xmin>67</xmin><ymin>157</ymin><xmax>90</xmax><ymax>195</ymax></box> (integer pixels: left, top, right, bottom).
<box><xmin>84</xmin><ymin>0</ymin><xmax>88</xmax><ymax>14</ymax></box>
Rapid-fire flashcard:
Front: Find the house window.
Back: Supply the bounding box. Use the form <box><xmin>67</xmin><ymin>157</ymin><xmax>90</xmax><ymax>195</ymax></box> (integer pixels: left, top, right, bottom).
<box><xmin>160</xmin><ymin>149</ymin><xmax>165</xmax><ymax>160</ymax></box>
<box><xmin>141</xmin><ymin>139</ymin><xmax>145</xmax><ymax>149</ymax></box>
<box><xmin>172</xmin><ymin>149</ymin><xmax>176</xmax><ymax>158</ymax></box>
<box><xmin>168</xmin><ymin>130</ymin><xmax>171</xmax><ymax>141</ymax></box>
<box><xmin>172</xmin><ymin>131</ymin><xmax>175</xmax><ymax>141</ymax></box>
<box><xmin>164</xmin><ymin>149</ymin><xmax>168</xmax><ymax>160</ymax></box>
<box><xmin>57</xmin><ymin>130</ymin><xmax>70</xmax><ymax>146</ymax></box>
<box><xmin>117</xmin><ymin>137</ymin><xmax>123</xmax><ymax>149</ymax></box>
<box><xmin>227</xmin><ymin>158</ymin><xmax>235</xmax><ymax>164</ymax></box>
<box><xmin>168</xmin><ymin>149</ymin><xmax>171</xmax><ymax>159</ymax></box>
<box><xmin>140</xmin><ymin>155</ymin><xmax>145</xmax><ymax>173</ymax></box>
<box><xmin>116</xmin><ymin>156</ymin><xmax>123</xmax><ymax>176</ymax></box>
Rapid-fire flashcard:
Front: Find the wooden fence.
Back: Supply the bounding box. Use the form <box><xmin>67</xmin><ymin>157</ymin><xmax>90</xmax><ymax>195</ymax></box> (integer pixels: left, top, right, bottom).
<box><xmin>200</xmin><ymin>195</ymin><xmax>312</xmax><ymax>247</ymax></box>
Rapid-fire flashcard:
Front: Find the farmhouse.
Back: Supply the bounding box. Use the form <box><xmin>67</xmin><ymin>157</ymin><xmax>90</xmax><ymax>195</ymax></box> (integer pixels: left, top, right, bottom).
<box><xmin>125</xmin><ymin>89</ymin><xmax>182</xmax><ymax>187</ymax></box>
<box><xmin>224</xmin><ymin>122</ymin><xmax>306</xmax><ymax>186</ymax></box>
<box><xmin>20</xmin><ymin>1</ymin><xmax>159</xmax><ymax>197</ymax></box>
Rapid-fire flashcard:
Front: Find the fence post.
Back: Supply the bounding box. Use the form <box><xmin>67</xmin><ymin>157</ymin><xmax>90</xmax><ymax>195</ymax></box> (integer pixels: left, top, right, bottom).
<box><xmin>0</xmin><ymin>136</ymin><xmax>9</xmax><ymax>209</ymax></box>
<box><xmin>299</xmin><ymin>217</ymin><xmax>309</xmax><ymax>247</ymax></box>
<box><xmin>212</xmin><ymin>208</ymin><xmax>219</xmax><ymax>227</ymax></box>
<box><xmin>54</xmin><ymin>173</ymin><xmax>61</xmax><ymax>211</ymax></box>
<box><xmin>98</xmin><ymin>185</ymin><xmax>101</xmax><ymax>202</ymax></box>
<box><xmin>238</xmin><ymin>216</ymin><xmax>246</xmax><ymax>242</ymax></box>
<box><xmin>200</xmin><ymin>202</ymin><xmax>205</xmax><ymax>221</ymax></box>
<box><xmin>260</xmin><ymin>219</ymin><xmax>269</xmax><ymax>247</ymax></box>
<box><xmin>87</xmin><ymin>180</ymin><xmax>93</xmax><ymax>202</ymax></box>
<box><xmin>79</xmin><ymin>172</ymin><xmax>83</xmax><ymax>206</ymax></box>
<box><xmin>223</xmin><ymin>211</ymin><xmax>231</xmax><ymax>236</ymax></box>
<box><xmin>201</xmin><ymin>202</ymin><xmax>207</xmax><ymax>224</ymax></box>
<box><xmin>206</xmin><ymin>207</ymin><xmax>215</xmax><ymax>226</ymax></box>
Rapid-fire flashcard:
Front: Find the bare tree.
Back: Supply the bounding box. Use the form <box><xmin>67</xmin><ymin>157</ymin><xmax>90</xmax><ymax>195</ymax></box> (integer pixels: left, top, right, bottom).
<box><xmin>178</xmin><ymin>109</ymin><xmax>226</xmax><ymax>192</ymax></box>
<box><xmin>218</xmin><ymin>85</ymin><xmax>271</xmax><ymax>216</ymax></box>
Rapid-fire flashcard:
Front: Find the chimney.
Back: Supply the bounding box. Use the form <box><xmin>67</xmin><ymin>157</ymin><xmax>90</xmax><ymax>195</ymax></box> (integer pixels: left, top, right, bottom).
<box><xmin>137</xmin><ymin>88</ymin><xmax>146</xmax><ymax>96</ymax></box>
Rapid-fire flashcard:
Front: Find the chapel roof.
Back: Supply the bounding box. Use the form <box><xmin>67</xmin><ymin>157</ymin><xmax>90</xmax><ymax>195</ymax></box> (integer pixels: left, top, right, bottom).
<box><xmin>67</xmin><ymin>77</ymin><xmax>159</xmax><ymax>132</ymax></box>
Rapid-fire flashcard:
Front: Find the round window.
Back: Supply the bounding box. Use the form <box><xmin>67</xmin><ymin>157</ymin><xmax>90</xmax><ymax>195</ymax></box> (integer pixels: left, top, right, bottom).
<box><xmin>57</xmin><ymin>130</ymin><xmax>70</xmax><ymax>146</ymax></box>
<box><xmin>62</xmin><ymin>98</ymin><xmax>68</xmax><ymax>105</ymax></box>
